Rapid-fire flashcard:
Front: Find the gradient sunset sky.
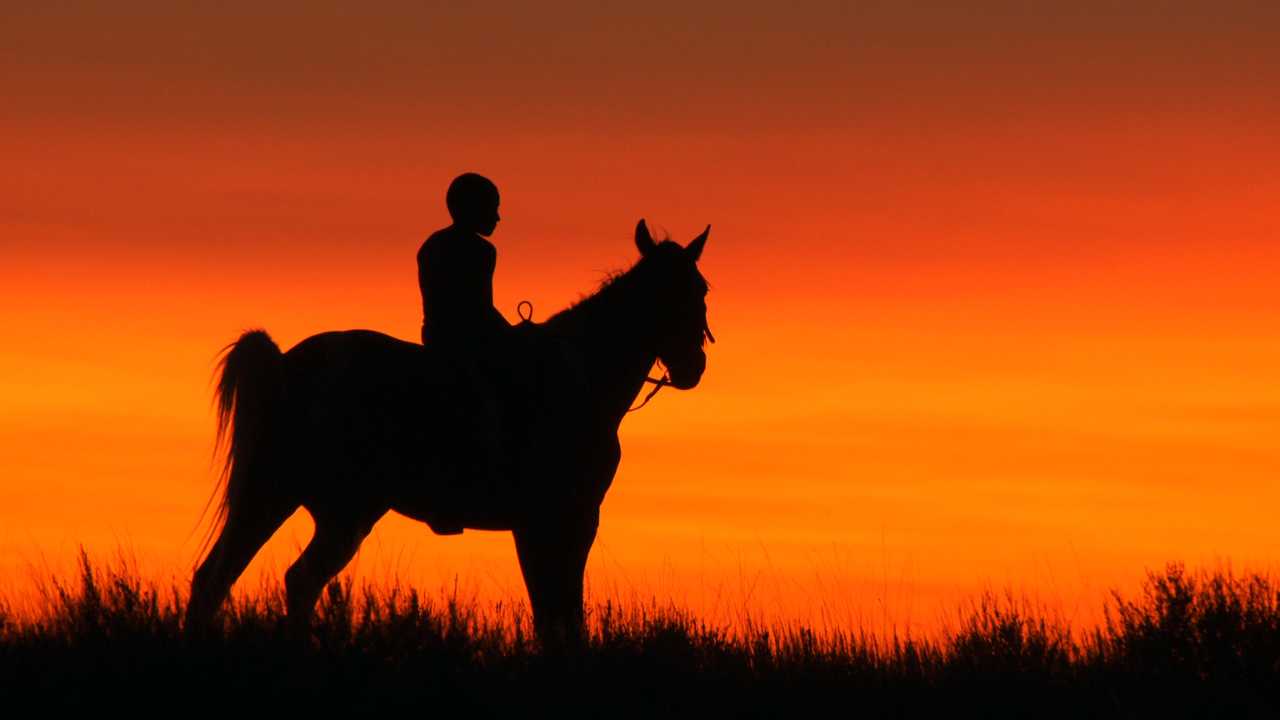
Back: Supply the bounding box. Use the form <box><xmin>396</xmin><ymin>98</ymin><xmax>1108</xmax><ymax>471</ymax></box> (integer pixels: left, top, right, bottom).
<box><xmin>2</xmin><ymin>2</ymin><xmax>1277</xmax><ymax>633</ymax></box>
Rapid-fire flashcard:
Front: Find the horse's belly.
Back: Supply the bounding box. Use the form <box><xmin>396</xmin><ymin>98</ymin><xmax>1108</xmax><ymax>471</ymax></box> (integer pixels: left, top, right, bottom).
<box><xmin>392</xmin><ymin>494</ymin><xmax>518</xmax><ymax>534</ymax></box>
<box><xmin>387</xmin><ymin>457</ymin><xmax>525</xmax><ymax>534</ymax></box>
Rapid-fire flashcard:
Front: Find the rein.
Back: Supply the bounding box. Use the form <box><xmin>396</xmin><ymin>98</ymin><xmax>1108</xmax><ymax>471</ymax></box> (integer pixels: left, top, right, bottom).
<box><xmin>628</xmin><ymin>372</ymin><xmax>670</xmax><ymax>413</ymax></box>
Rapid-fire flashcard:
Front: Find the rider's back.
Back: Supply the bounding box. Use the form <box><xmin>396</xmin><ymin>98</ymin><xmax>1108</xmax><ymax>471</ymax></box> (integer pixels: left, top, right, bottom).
<box><xmin>417</xmin><ymin>226</ymin><xmax>508</xmax><ymax>350</ymax></box>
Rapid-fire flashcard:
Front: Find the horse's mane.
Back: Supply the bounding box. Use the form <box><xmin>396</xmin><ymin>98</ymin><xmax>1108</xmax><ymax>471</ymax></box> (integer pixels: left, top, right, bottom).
<box><xmin>546</xmin><ymin>240</ymin><xmax>685</xmax><ymax>331</ymax></box>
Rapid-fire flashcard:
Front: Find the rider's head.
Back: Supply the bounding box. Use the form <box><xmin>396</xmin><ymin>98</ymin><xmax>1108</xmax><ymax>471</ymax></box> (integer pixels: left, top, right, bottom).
<box><xmin>446</xmin><ymin>173</ymin><xmax>501</xmax><ymax>237</ymax></box>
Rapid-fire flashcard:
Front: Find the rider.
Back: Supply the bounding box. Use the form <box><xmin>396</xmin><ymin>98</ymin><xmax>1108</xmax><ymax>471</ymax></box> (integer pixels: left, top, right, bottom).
<box><xmin>418</xmin><ymin>173</ymin><xmax>512</xmax><ymax>350</ymax></box>
<box><xmin>417</xmin><ymin>173</ymin><xmax>513</xmax><ymax>532</ymax></box>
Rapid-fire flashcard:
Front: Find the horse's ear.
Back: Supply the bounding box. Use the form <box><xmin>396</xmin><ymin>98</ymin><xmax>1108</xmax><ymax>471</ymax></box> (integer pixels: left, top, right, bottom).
<box><xmin>635</xmin><ymin>219</ymin><xmax>656</xmax><ymax>256</ymax></box>
<box><xmin>685</xmin><ymin>224</ymin><xmax>710</xmax><ymax>261</ymax></box>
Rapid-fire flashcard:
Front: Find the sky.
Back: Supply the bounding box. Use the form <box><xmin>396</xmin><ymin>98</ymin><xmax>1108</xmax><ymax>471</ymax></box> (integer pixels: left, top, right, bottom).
<box><xmin>2</xmin><ymin>2</ymin><xmax>1278</xmax><ymax>633</ymax></box>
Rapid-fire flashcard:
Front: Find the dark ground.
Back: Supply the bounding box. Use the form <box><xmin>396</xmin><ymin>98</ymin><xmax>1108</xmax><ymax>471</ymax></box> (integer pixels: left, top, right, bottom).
<box><xmin>1</xmin><ymin>556</ymin><xmax>1277</xmax><ymax>718</ymax></box>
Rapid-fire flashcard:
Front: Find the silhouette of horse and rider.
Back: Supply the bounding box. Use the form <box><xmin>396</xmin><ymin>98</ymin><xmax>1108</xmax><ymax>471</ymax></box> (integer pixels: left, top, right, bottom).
<box><xmin>186</xmin><ymin>173</ymin><xmax>713</xmax><ymax>645</ymax></box>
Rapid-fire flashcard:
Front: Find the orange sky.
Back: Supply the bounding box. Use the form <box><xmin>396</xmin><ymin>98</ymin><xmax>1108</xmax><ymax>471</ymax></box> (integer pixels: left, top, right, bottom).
<box><xmin>2</xmin><ymin>2</ymin><xmax>1278</xmax><ymax>634</ymax></box>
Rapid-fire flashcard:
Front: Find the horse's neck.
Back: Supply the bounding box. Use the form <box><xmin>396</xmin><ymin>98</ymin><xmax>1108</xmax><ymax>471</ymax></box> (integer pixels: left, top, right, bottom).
<box><xmin>555</xmin><ymin>300</ymin><xmax>656</xmax><ymax>429</ymax></box>
<box><xmin>591</xmin><ymin>334</ymin><xmax>656</xmax><ymax>427</ymax></box>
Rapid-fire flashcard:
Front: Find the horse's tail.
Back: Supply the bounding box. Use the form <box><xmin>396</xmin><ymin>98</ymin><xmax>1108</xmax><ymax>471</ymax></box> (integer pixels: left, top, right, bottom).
<box><xmin>200</xmin><ymin>329</ymin><xmax>284</xmax><ymax>558</ymax></box>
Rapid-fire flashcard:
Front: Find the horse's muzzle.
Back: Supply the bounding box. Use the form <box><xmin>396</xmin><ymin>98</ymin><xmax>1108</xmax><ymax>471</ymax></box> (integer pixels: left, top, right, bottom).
<box><xmin>666</xmin><ymin>349</ymin><xmax>706</xmax><ymax>390</ymax></box>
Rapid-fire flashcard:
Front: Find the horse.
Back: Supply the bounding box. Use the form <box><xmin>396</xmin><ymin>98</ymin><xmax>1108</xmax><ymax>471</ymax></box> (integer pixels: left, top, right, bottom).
<box><xmin>184</xmin><ymin>220</ymin><xmax>712</xmax><ymax>645</ymax></box>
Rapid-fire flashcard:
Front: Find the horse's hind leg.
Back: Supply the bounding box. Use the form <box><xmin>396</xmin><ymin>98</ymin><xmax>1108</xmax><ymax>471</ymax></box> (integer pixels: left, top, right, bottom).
<box><xmin>284</xmin><ymin>508</ymin><xmax>384</xmax><ymax>634</ymax></box>
<box><xmin>187</xmin><ymin>498</ymin><xmax>295</xmax><ymax>633</ymax></box>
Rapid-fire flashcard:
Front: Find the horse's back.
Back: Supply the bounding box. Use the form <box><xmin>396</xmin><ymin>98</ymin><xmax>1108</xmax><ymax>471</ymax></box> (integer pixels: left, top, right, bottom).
<box><xmin>279</xmin><ymin>329</ymin><xmax>437</xmax><ymax>421</ymax></box>
<box><xmin>287</xmin><ymin>329</ymin><xmax>419</xmax><ymax>360</ymax></box>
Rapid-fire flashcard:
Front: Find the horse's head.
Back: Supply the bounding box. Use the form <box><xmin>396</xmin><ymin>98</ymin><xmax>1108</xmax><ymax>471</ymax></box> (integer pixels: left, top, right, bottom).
<box><xmin>634</xmin><ymin>219</ymin><xmax>713</xmax><ymax>390</ymax></box>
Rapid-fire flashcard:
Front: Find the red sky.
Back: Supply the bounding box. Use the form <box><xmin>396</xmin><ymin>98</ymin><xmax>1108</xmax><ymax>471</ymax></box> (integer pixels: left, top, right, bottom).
<box><xmin>2</xmin><ymin>2</ymin><xmax>1278</xmax><ymax>633</ymax></box>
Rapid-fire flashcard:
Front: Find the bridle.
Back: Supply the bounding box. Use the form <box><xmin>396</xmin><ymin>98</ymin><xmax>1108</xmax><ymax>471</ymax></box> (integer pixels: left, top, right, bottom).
<box><xmin>627</xmin><ymin>319</ymin><xmax>715</xmax><ymax>413</ymax></box>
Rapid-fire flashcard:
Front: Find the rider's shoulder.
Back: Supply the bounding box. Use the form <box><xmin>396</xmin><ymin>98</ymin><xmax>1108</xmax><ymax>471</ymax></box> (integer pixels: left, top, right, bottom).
<box><xmin>418</xmin><ymin>228</ymin><xmax>495</xmax><ymax>271</ymax></box>
<box><xmin>423</xmin><ymin>226</ymin><xmax>490</xmax><ymax>249</ymax></box>
<box><xmin>423</xmin><ymin>226</ymin><xmax>457</xmax><ymax>245</ymax></box>
<box><xmin>419</xmin><ymin>227</ymin><xmax>462</xmax><ymax>258</ymax></box>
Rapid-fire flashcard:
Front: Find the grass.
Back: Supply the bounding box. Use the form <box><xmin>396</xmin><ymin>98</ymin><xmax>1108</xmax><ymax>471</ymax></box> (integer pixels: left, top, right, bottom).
<box><xmin>1</xmin><ymin>554</ymin><xmax>1277</xmax><ymax>717</ymax></box>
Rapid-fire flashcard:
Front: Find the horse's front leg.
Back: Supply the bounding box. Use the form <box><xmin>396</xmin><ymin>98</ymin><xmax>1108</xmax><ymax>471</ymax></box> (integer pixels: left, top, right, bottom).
<box><xmin>513</xmin><ymin>504</ymin><xmax>600</xmax><ymax>649</ymax></box>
